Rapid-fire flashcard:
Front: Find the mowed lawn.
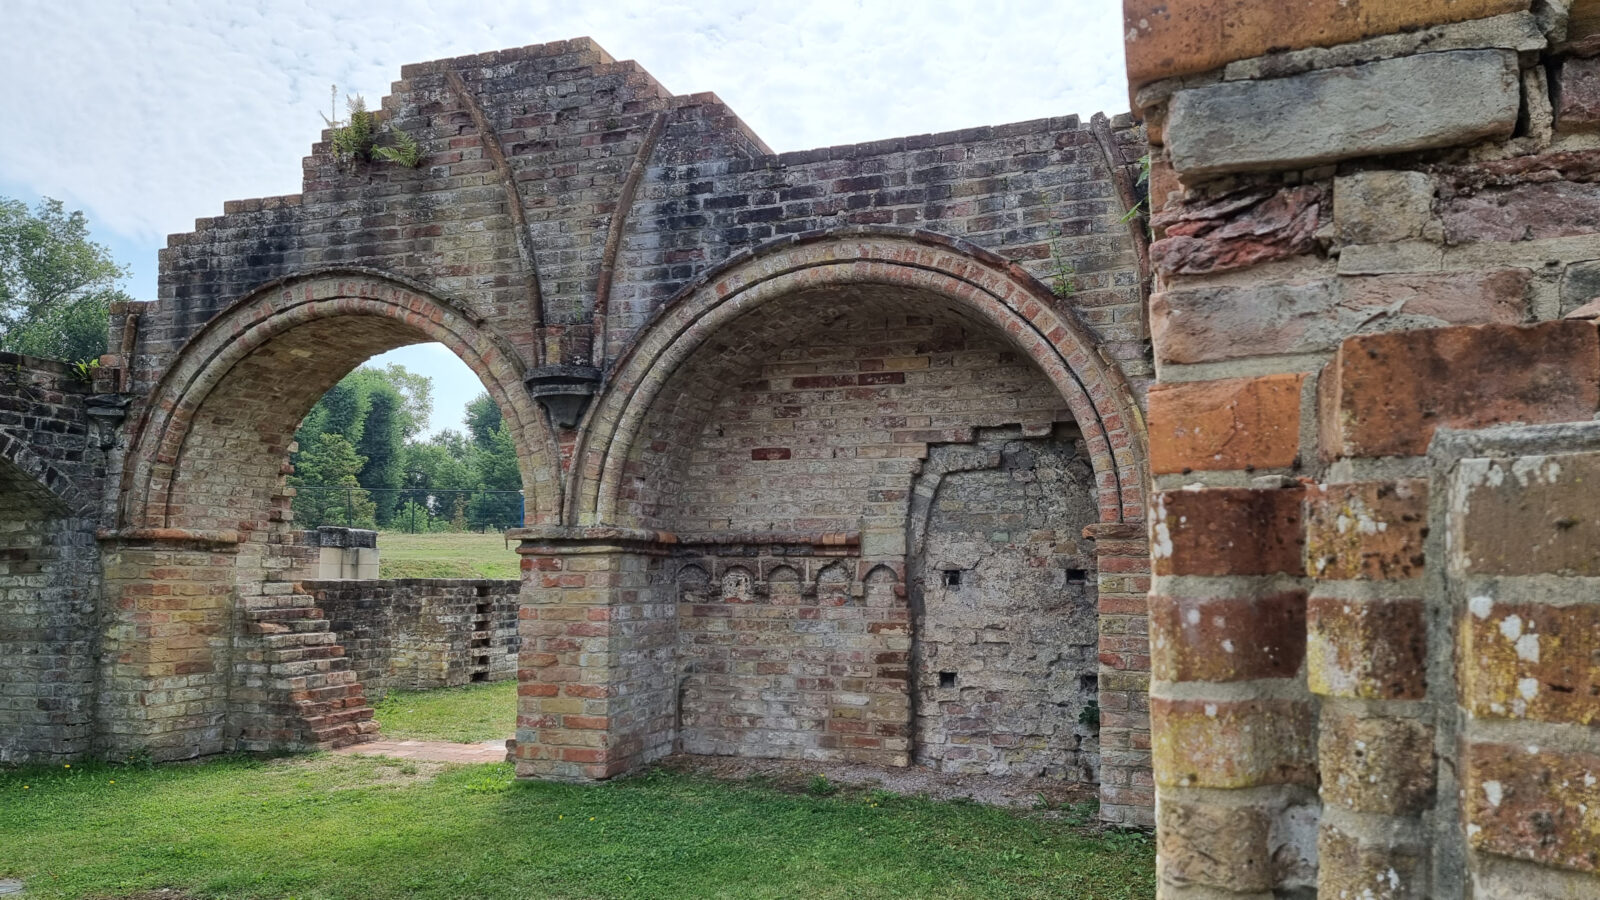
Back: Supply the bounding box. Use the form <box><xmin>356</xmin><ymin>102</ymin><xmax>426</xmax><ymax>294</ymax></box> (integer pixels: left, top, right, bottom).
<box><xmin>373</xmin><ymin>679</ymin><xmax>518</xmax><ymax>743</ymax></box>
<box><xmin>0</xmin><ymin>754</ymin><xmax>1156</xmax><ymax>900</ymax></box>
<box><xmin>377</xmin><ymin>530</ymin><xmax>521</xmax><ymax>580</ymax></box>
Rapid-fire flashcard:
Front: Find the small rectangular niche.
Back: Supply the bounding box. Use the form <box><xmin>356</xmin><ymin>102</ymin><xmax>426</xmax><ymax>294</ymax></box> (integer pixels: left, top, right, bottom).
<box><xmin>1066</xmin><ymin>568</ymin><xmax>1088</xmax><ymax>585</ymax></box>
<box><xmin>942</xmin><ymin>569</ymin><xmax>962</xmax><ymax>588</ymax></box>
<box><xmin>939</xmin><ymin>671</ymin><xmax>958</xmax><ymax>688</ymax></box>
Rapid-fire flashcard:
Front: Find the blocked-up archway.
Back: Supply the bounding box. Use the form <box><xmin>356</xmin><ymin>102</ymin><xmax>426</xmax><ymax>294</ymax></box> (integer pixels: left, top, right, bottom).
<box><xmin>518</xmin><ymin>233</ymin><xmax>1150</xmax><ymax>805</ymax></box>
<box><xmin>103</xmin><ymin>271</ymin><xmax>552</xmax><ymax>759</ymax></box>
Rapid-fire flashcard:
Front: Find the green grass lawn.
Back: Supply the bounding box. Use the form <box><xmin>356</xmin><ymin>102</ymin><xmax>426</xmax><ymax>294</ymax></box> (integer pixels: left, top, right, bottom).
<box><xmin>0</xmin><ymin>755</ymin><xmax>1155</xmax><ymax>899</ymax></box>
<box><xmin>374</xmin><ymin>679</ymin><xmax>518</xmax><ymax>743</ymax></box>
<box><xmin>377</xmin><ymin>530</ymin><xmax>520</xmax><ymax>580</ymax></box>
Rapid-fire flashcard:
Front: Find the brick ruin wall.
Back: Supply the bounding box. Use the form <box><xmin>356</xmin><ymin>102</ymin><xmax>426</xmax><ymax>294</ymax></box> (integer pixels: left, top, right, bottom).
<box><xmin>305</xmin><ymin>579</ymin><xmax>520</xmax><ymax>700</ymax></box>
<box><xmin>0</xmin><ymin>355</ymin><xmax>106</xmax><ymax>764</ymax></box>
<box><xmin>0</xmin><ymin>34</ymin><xmax>1154</xmax><ymax>827</ymax></box>
<box><xmin>1128</xmin><ymin>0</ymin><xmax>1600</xmax><ymax>896</ymax></box>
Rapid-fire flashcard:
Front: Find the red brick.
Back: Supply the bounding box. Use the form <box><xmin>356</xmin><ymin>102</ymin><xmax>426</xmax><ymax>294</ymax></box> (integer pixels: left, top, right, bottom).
<box><xmin>1148</xmin><ymin>373</ymin><xmax>1304</xmax><ymax>474</ymax></box>
<box><xmin>1460</xmin><ymin>600</ymin><xmax>1600</xmax><ymax>725</ymax></box>
<box><xmin>1453</xmin><ymin>450</ymin><xmax>1600</xmax><ymax>576</ymax></box>
<box><xmin>1305</xmin><ymin>480</ymin><xmax>1428</xmax><ymax>580</ymax></box>
<box><xmin>1307</xmin><ymin>596</ymin><xmax>1427</xmax><ymax>700</ymax></box>
<box><xmin>1152</xmin><ymin>487</ymin><xmax>1305</xmax><ymax>576</ymax></box>
<box><xmin>1319</xmin><ymin>321</ymin><xmax>1600</xmax><ymax>460</ymax></box>
<box><xmin>1150</xmin><ymin>592</ymin><xmax>1306</xmax><ymax>682</ymax></box>
<box><xmin>1463</xmin><ymin>742</ymin><xmax>1600</xmax><ymax>872</ymax></box>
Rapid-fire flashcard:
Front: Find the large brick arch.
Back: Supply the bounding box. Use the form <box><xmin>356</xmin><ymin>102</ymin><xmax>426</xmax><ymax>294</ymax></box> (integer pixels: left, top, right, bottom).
<box><xmin>119</xmin><ymin>269</ymin><xmax>559</xmax><ymax>533</ymax></box>
<box><xmin>568</xmin><ymin>229</ymin><xmax>1148</xmax><ymax>526</ymax></box>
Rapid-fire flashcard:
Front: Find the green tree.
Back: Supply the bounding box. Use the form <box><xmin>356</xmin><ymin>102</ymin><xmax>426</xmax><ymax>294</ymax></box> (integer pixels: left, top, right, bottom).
<box><xmin>378</xmin><ymin>362</ymin><xmax>433</xmax><ymax>440</ymax></box>
<box><xmin>356</xmin><ymin>384</ymin><xmax>405</xmax><ymax>526</ymax></box>
<box><xmin>463</xmin><ymin>392</ymin><xmax>503</xmax><ymax>449</ymax></box>
<box><xmin>468</xmin><ymin>422</ymin><xmax>524</xmax><ymax>529</ymax></box>
<box><xmin>289</xmin><ymin>432</ymin><xmax>376</xmax><ymax>528</ymax></box>
<box><xmin>0</xmin><ymin>196</ymin><xmax>131</xmax><ymax>361</ymax></box>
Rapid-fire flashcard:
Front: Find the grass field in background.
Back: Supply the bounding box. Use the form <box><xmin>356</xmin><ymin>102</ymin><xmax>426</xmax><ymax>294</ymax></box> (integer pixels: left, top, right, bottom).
<box><xmin>376</xmin><ymin>530</ymin><xmax>521</xmax><ymax>580</ymax></box>
<box><xmin>0</xmin><ymin>755</ymin><xmax>1155</xmax><ymax>900</ymax></box>
<box><xmin>374</xmin><ymin>680</ymin><xmax>518</xmax><ymax>743</ymax></box>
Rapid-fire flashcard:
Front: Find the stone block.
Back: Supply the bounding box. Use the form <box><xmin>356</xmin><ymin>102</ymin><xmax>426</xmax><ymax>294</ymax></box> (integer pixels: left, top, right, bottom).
<box><xmin>1558</xmin><ymin>56</ymin><xmax>1600</xmax><ymax>132</ymax></box>
<box><xmin>1305</xmin><ymin>480</ymin><xmax>1429</xmax><ymax>581</ymax></box>
<box><xmin>1335</xmin><ymin>170</ymin><xmax>1437</xmax><ymax>245</ymax></box>
<box><xmin>1443</xmin><ymin>181</ymin><xmax>1600</xmax><ymax>243</ymax></box>
<box><xmin>1151</xmin><ymin>696</ymin><xmax>1317</xmax><ymax>788</ymax></box>
<box><xmin>1318</xmin><ymin>711</ymin><xmax>1435</xmax><ymax>815</ymax></box>
<box><xmin>1151</xmin><ymin>487</ymin><xmax>1306</xmax><ymax>577</ymax></box>
<box><xmin>1124</xmin><ymin>0</ymin><xmax>1530</xmax><ymax>91</ymax></box>
<box><xmin>1151</xmin><ymin>270</ymin><xmax>1529</xmax><ymax>365</ymax></box>
<box><xmin>1147</xmin><ymin>373</ymin><xmax>1305</xmax><ymax>473</ymax></box>
<box><xmin>1318</xmin><ymin>822</ymin><xmax>1431</xmax><ymax>899</ymax></box>
<box><xmin>1452</xmin><ymin>451</ymin><xmax>1600</xmax><ymax>576</ymax></box>
<box><xmin>1307</xmin><ymin>596</ymin><xmax>1428</xmax><ymax>700</ymax></box>
<box><xmin>1157</xmin><ymin>799</ymin><xmax>1274</xmax><ymax>892</ymax></box>
<box><xmin>1560</xmin><ymin>260</ymin><xmax>1600</xmax><ymax>314</ymax></box>
<box><xmin>1463</xmin><ymin>741</ymin><xmax>1600</xmax><ymax>873</ymax></box>
<box><xmin>1166</xmin><ymin>50</ymin><xmax>1521</xmax><ymax>179</ymax></box>
<box><xmin>1320</xmin><ymin>321</ymin><xmax>1600</xmax><ymax>459</ymax></box>
<box><xmin>1150</xmin><ymin>591</ymin><xmax>1307</xmax><ymax>682</ymax></box>
<box><xmin>1460</xmin><ymin>599</ymin><xmax>1600</xmax><ymax>724</ymax></box>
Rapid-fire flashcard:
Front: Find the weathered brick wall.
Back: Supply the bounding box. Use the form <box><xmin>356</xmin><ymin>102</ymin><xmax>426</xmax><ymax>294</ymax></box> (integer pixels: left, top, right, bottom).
<box><xmin>305</xmin><ymin>579</ymin><xmax>520</xmax><ymax>700</ymax></box>
<box><xmin>621</xmin><ymin>287</ymin><xmax>1072</xmax><ymax>534</ymax></box>
<box><xmin>44</xmin><ymin>37</ymin><xmax>1155</xmax><ymax>825</ymax></box>
<box><xmin>673</xmin><ymin>545</ymin><xmax>909</xmax><ymax>765</ymax></box>
<box><xmin>1129</xmin><ymin>0</ymin><xmax>1600</xmax><ymax>894</ymax></box>
<box><xmin>910</xmin><ymin>429</ymin><xmax>1100</xmax><ymax>780</ymax></box>
<box><xmin>0</xmin><ymin>355</ymin><xmax>106</xmax><ymax>764</ymax></box>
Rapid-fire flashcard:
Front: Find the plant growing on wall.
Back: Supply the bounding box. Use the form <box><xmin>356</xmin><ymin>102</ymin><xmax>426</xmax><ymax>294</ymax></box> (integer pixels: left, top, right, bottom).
<box><xmin>322</xmin><ymin>92</ymin><xmax>424</xmax><ymax>169</ymax></box>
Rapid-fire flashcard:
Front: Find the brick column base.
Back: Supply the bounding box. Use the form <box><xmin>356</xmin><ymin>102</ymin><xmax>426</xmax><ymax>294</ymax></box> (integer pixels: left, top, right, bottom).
<box><xmin>510</xmin><ymin>527</ymin><xmax>676</xmax><ymax>781</ymax></box>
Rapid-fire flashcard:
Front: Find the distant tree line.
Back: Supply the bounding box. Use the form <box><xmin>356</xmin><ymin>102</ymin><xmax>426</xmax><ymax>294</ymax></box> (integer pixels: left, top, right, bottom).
<box><xmin>289</xmin><ymin>367</ymin><xmax>524</xmax><ymax>532</ymax></box>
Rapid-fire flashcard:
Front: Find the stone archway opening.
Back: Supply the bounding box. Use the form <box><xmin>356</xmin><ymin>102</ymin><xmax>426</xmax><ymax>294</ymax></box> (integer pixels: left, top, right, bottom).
<box><xmin>106</xmin><ymin>274</ymin><xmax>548</xmax><ymax>761</ymax></box>
<box><xmin>521</xmin><ymin>234</ymin><xmax>1151</xmax><ymax>814</ymax></box>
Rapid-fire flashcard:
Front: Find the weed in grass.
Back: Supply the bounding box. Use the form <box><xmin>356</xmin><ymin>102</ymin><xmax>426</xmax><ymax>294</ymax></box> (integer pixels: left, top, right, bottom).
<box><xmin>806</xmin><ymin>774</ymin><xmax>840</xmax><ymax>797</ymax></box>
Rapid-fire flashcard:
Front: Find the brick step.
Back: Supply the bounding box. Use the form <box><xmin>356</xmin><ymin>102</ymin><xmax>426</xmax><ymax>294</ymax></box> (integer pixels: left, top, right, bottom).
<box><xmin>264</xmin><ymin>645</ymin><xmax>346</xmax><ymax>665</ymax></box>
<box><xmin>251</xmin><ymin>605</ymin><xmax>326</xmax><ymax>621</ymax></box>
<box><xmin>302</xmin><ymin>706</ymin><xmax>376</xmax><ymax>732</ymax></box>
<box><xmin>291</xmin><ymin>683</ymin><xmax>366</xmax><ymax>704</ymax></box>
<box><xmin>259</xmin><ymin>630</ymin><xmax>335</xmax><ymax>649</ymax></box>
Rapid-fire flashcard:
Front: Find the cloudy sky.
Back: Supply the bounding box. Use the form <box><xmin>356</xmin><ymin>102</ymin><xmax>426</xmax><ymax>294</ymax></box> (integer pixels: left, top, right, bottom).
<box><xmin>2</xmin><ymin>0</ymin><xmax>1128</xmax><ymax>434</ymax></box>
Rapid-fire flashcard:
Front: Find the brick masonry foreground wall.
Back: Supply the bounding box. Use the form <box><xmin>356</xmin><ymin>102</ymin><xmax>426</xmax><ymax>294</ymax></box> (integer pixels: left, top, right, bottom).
<box><xmin>1130</xmin><ymin>1</ymin><xmax>1600</xmax><ymax>895</ymax></box>
<box><xmin>0</xmin><ymin>355</ymin><xmax>105</xmax><ymax>764</ymax></box>
<box><xmin>305</xmin><ymin>579</ymin><xmax>520</xmax><ymax>700</ymax></box>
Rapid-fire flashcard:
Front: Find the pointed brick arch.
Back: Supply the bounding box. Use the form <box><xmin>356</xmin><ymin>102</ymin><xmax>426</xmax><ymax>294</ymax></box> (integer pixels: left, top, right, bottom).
<box><xmin>120</xmin><ymin>269</ymin><xmax>559</xmax><ymax>534</ymax></box>
<box><xmin>567</xmin><ymin>229</ymin><xmax>1148</xmax><ymax>528</ymax></box>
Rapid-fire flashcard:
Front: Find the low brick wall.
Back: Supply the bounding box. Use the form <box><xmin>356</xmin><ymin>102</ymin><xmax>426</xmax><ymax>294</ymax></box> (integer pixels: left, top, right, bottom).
<box><xmin>303</xmin><ymin>579</ymin><xmax>520</xmax><ymax>700</ymax></box>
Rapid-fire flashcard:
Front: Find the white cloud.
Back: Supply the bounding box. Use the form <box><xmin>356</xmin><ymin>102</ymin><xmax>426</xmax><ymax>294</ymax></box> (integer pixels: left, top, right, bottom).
<box><xmin>3</xmin><ymin>0</ymin><xmax>1127</xmax><ymax>247</ymax></box>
